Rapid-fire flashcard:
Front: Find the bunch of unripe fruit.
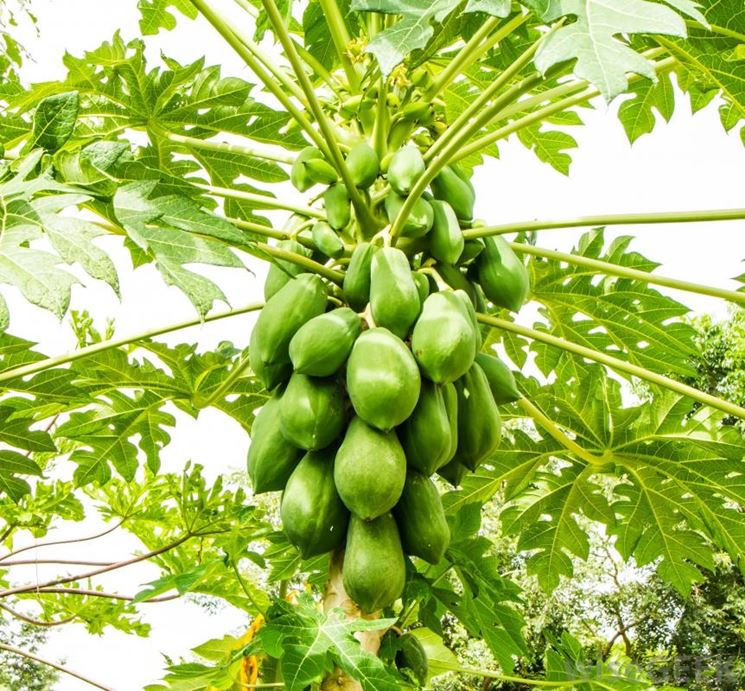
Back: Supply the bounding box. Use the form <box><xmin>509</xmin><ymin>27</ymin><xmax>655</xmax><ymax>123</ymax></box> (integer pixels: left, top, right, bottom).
<box><xmin>247</xmin><ymin>139</ymin><xmax>528</xmax><ymax>613</ymax></box>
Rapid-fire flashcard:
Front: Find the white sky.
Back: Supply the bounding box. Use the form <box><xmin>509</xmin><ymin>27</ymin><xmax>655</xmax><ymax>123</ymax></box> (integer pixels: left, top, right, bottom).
<box><xmin>4</xmin><ymin>0</ymin><xmax>745</xmax><ymax>689</ymax></box>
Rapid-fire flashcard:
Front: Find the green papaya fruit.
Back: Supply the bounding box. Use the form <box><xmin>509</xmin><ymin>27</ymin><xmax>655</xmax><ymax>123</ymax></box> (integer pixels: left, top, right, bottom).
<box><xmin>303</xmin><ymin>157</ymin><xmax>338</xmax><ymax>185</ymax></box>
<box><xmin>394</xmin><ymin>472</ymin><xmax>450</xmax><ymax>564</ymax></box>
<box><xmin>290</xmin><ymin>147</ymin><xmax>323</xmax><ymax>192</ymax></box>
<box><xmin>453</xmin><ymin>362</ymin><xmax>501</xmax><ymax>471</ymax></box>
<box><xmin>346</xmin><ymin>141</ymin><xmax>379</xmax><ymax>188</ymax></box>
<box><xmin>430</xmin><ymin>165</ymin><xmax>475</xmax><ymax>222</ymax></box>
<box><xmin>323</xmin><ymin>183</ymin><xmax>351</xmax><ymax>231</ymax></box>
<box><xmin>398</xmin><ymin>381</ymin><xmax>452</xmax><ymax>476</ymax></box>
<box><xmin>263</xmin><ymin>239</ymin><xmax>313</xmax><ymax>300</ymax></box>
<box><xmin>311</xmin><ymin>221</ymin><xmax>344</xmax><ymax>259</ymax></box>
<box><xmin>410</xmin><ymin>291</ymin><xmax>476</xmax><ymax>383</ymax></box>
<box><xmin>384</xmin><ymin>191</ymin><xmax>434</xmax><ymax>238</ymax></box>
<box><xmin>476</xmin><ymin>236</ymin><xmax>530</xmax><ymax>312</ymax></box>
<box><xmin>395</xmin><ymin>632</ymin><xmax>428</xmax><ymax>686</ymax></box>
<box><xmin>386</xmin><ymin>120</ymin><xmax>415</xmax><ymax>154</ymax></box>
<box><xmin>250</xmin><ymin>274</ymin><xmax>328</xmax><ymax>390</ymax></box>
<box><xmin>429</xmin><ymin>199</ymin><xmax>464</xmax><ymax>265</ymax></box>
<box><xmin>459</xmin><ymin>238</ymin><xmax>485</xmax><ymax>264</ymax></box>
<box><xmin>281</xmin><ymin>448</ymin><xmax>349</xmax><ymax>558</ymax></box>
<box><xmin>370</xmin><ymin>247</ymin><xmax>421</xmax><ymax>339</ymax></box>
<box><xmin>289</xmin><ymin>307</ymin><xmax>361</xmax><ymax>377</ymax></box>
<box><xmin>388</xmin><ymin>145</ymin><xmax>425</xmax><ymax>196</ymax></box>
<box><xmin>442</xmin><ymin>380</ymin><xmax>458</xmax><ymax>463</ymax></box>
<box><xmin>474</xmin><ymin>352</ymin><xmax>521</xmax><ymax>405</ymax></box>
<box><xmin>346</xmin><ymin>327</ymin><xmax>421</xmax><ymax>431</ymax></box>
<box><xmin>437</xmin><ymin>458</ymin><xmax>468</xmax><ymax>486</ymax></box>
<box><xmin>452</xmin><ymin>288</ymin><xmax>482</xmax><ymax>356</ymax></box>
<box><xmin>412</xmin><ymin>271</ymin><xmax>430</xmax><ymax>305</ymax></box>
<box><xmin>400</xmin><ymin>101</ymin><xmax>433</xmax><ymax>123</ymax></box>
<box><xmin>279</xmin><ymin>373</ymin><xmax>346</xmax><ymax>450</ymax></box>
<box><xmin>334</xmin><ymin>417</ymin><xmax>407</xmax><ymax>520</ymax></box>
<box><xmin>343</xmin><ymin>513</ymin><xmax>406</xmax><ymax>613</ymax></box>
<box><xmin>343</xmin><ymin>242</ymin><xmax>378</xmax><ymax>312</ymax></box>
<box><xmin>436</xmin><ymin>263</ymin><xmax>479</xmax><ymax>306</ymax></box>
<box><xmin>247</xmin><ymin>394</ymin><xmax>303</xmax><ymax>493</ymax></box>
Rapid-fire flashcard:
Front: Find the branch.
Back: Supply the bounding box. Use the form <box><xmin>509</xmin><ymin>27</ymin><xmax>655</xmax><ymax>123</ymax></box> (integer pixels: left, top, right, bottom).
<box><xmin>476</xmin><ymin>312</ymin><xmax>745</xmax><ymax>421</ymax></box>
<box><xmin>0</xmin><ymin>304</ymin><xmax>263</xmax><ymax>384</ymax></box>
<box><xmin>257</xmin><ymin>242</ymin><xmax>344</xmax><ymax>283</ymax></box>
<box><xmin>0</xmin><ymin>643</ymin><xmax>113</xmax><ymax>691</ymax></box>
<box><xmin>0</xmin><ymin>559</ymin><xmax>115</xmax><ymax>567</ymax></box>
<box><xmin>0</xmin><ymin>601</ymin><xmax>76</xmax><ymax>627</ymax></box>
<box><xmin>197</xmin><ymin>183</ymin><xmax>325</xmax><ymax>218</ymax></box>
<box><xmin>463</xmin><ymin>207</ymin><xmax>745</xmax><ymax>238</ymax></box>
<box><xmin>164</xmin><ymin>131</ymin><xmax>296</xmax><ymax>164</ymax></box>
<box><xmin>511</xmin><ymin>242</ymin><xmax>745</xmax><ymax>306</ymax></box>
<box><xmin>26</xmin><ymin>587</ymin><xmax>181</xmax><ymax>603</ymax></box>
<box><xmin>0</xmin><ymin>536</ymin><xmax>190</xmax><ymax>598</ymax></box>
<box><xmin>317</xmin><ymin>0</ymin><xmax>359</xmax><ymax>91</ymax></box>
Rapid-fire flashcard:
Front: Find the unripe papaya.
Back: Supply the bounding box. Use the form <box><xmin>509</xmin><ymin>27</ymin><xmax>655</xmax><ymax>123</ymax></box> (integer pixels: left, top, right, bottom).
<box><xmin>346</xmin><ymin>141</ymin><xmax>379</xmax><ymax>188</ymax></box>
<box><xmin>394</xmin><ymin>472</ymin><xmax>450</xmax><ymax>564</ymax></box>
<box><xmin>430</xmin><ymin>165</ymin><xmax>475</xmax><ymax>222</ymax></box>
<box><xmin>459</xmin><ymin>238</ymin><xmax>485</xmax><ymax>264</ymax></box>
<box><xmin>452</xmin><ymin>288</ymin><xmax>482</xmax><ymax>356</ymax></box>
<box><xmin>436</xmin><ymin>263</ymin><xmax>478</xmax><ymax>306</ymax></box>
<box><xmin>399</xmin><ymin>381</ymin><xmax>452</xmax><ymax>476</ymax></box>
<box><xmin>264</xmin><ymin>240</ymin><xmax>313</xmax><ymax>300</ymax></box>
<box><xmin>475</xmin><ymin>352</ymin><xmax>521</xmax><ymax>404</ymax></box>
<box><xmin>388</xmin><ymin>145</ymin><xmax>425</xmax><ymax>196</ymax></box>
<box><xmin>303</xmin><ymin>157</ymin><xmax>338</xmax><ymax>185</ymax></box>
<box><xmin>400</xmin><ymin>101</ymin><xmax>432</xmax><ymax>123</ymax></box>
<box><xmin>412</xmin><ymin>271</ymin><xmax>430</xmax><ymax>305</ymax></box>
<box><xmin>250</xmin><ymin>274</ymin><xmax>328</xmax><ymax>390</ymax></box>
<box><xmin>323</xmin><ymin>183</ymin><xmax>351</xmax><ymax>231</ymax></box>
<box><xmin>442</xmin><ymin>381</ymin><xmax>458</xmax><ymax>463</ymax></box>
<box><xmin>370</xmin><ymin>247</ymin><xmax>421</xmax><ymax>339</ymax></box>
<box><xmin>279</xmin><ymin>373</ymin><xmax>346</xmax><ymax>450</ymax></box>
<box><xmin>476</xmin><ymin>236</ymin><xmax>530</xmax><ymax>312</ymax></box>
<box><xmin>247</xmin><ymin>395</ymin><xmax>303</xmax><ymax>493</ymax></box>
<box><xmin>289</xmin><ymin>307</ymin><xmax>361</xmax><ymax>377</ymax></box>
<box><xmin>343</xmin><ymin>513</ymin><xmax>406</xmax><ymax>613</ymax></box>
<box><xmin>346</xmin><ymin>328</ymin><xmax>421</xmax><ymax>431</ymax></box>
<box><xmin>384</xmin><ymin>191</ymin><xmax>434</xmax><ymax>238</ymax></box>
<box><xmin>437</xmin><ymin>458</ymin><xmax>468</xmax><ymax>486</ymax></box>
<box><xmin>312</xmin><ymin>221</ymin><xmax>344</xmax><ymax>259</ymax></box>
<box><xmin>395</xmin><ymin>632</ymin><xmax>428</xmax><ymax>686</ymax></box>
<box><xmin>343</xmin><ymin>242</ymin><xmax>378</xmax><ymax>311</ymax></box>
<box><xmin>452</xmin><ymin>362</ymin><xmax>502</xmax><ymax>471</ymax></box>
<box><xmin>281</xmin><ymin>448</ymin><xmax>349</xmax><ymax>558</ymax></box>
<box><xmin>429</xmin><ymin>199</ymin><xmax>464</xmax><ymax>264</ymax></box>
<box><xmin>411</xmin><ymin>291</ymin><xmax>476</xmax><ymax>383</ymax></box>
<box><xmin>290</xmin><ymin>147</ymin><xmax>323</xmax><ymax>192</ymax></box>
<box><xmin>334</xmin><ymin>416</ymin><xmax>406</xmax><ymax>520</ymax></box>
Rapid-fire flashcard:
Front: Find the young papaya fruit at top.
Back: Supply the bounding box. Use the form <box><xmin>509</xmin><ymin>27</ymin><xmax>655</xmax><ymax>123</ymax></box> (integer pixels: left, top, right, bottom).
<box><xmin>476</xmin><ymin>236</ymin><xmax>530</xmax><ymax>312</ymax></box>
<box><xmin>411</xmin><ymin>291</ymin><xmax>476</xmax><ymax>383</ymax></box>
<box><xmin>290</xmin><ymin>146</ymin><xmax>323</xmax><ymax>192</ymax></box>
<box><xmin>384</xmin><ymin>191</ymin><xmax>434</xmax><ymax>238</ymax></box>
<box><xmin>247</xmin><ymin>394</ymin><xmax>303</xmax><ymax>494</ymax></box>
<box><xmin>398</xmin><ymin>380</ymin><xmax>452</xmax><ymax>476</ymax></box>
<box><xmin>343</xmin><ymin>242</ymin><xmax>378</xmax><ymax>311</ymax></box>
<box><xmin>395</xmin><ymin>632</ymin><xmax>429</xmax><ymax>686</ymax></box>
<box><xmin>400</xmin><ymin>101</ymin><xmax>433</xmax><ymax>123</ymax></box>
<box><xmin>311</xmin><ymin>221</ymin><xmax>344</xmax><ymax>259</ymax></box>
<box><xmin>334</xmin><ymin>416</ymin><xmax>407</xmax><ymax>520</ymax></box>
<box><xmin>263</xmin><ymin>239</ymin><xmax>313</xmax><ymax>300</ymax></box>
<box><xmin>394</xmin><ymin>471</ymin><xmax>450</xmax><ymax>564</ymax></box>
<box><xmin>289</xmin><ymin>307</ymin><xmax>361</xmax><ymax>377</ymax></box>
<box><xmin>303</xmin><ymin>157</ymin><xmax>338</xmax><ymax>186</ymax></box>
<box><xmin>412</xmin><ymin>271</ymin><xmax>430</xmax><ymax>306</ymax></box>
<box><xmin>370</xmin><ymin>247</ymin><xmax>421</xmax><ymax>339</ymax></box>
<box><xmin>452</xmin><ymin>362</ymin><xmax>502</xmax><ymax>471</ymax></box>
<box><xmin>459</xmin><ymin>238</ymin><xmax>485</xmax><ymax>264</ymax></box>
<box><xmin>474</xmin><ymin>352</ymin><xmax>521</xmax><ymax>405</ymax></box>
<box><xmin>280</xmin><ymin>447</ymin><xmax>349</xmax><ymax>559</ymax></box>
<box><xmin>343</xmin><ymin>512</ymin><xmax>406</xmax><ymax>613</ymax></box>
<box><xmin>346</xmin><ymin>141</ymin><xmax>380</xmax><ymax>188</ymax></box>
<box><xmin>249</xmin><ymin>274</ymin><xmax>328</xmax><ymax>391</ymax></box>
<box><xmin>430</xmin><ymin>165</ymin><xmax>475</xmax><ymax>222</ymax></box>
<box><xmin>346</xmin><ymin>327</ymin><xmax>421</xmax><ymax>431</ymax></box>
<box><xmin>279</xmin><ymin>373</ymin><xmax>346</xmax><ymax>451</ymax></box>
<box><xmin>429</xmin><ymin>199</ymin><xmax>464</xmax><ymax>265</ymax></box>
<box><xmin>323</xmin><ymin>183</ymin><xmax>351</xmax><ymax>231</ymax></box>
<box><xmin>437</xmin><ymin>457</ymin><xmax>468</xmax><ymax>487</ymax></box>
<box><xmin>388</xmin><ymin>145</ymin><xmax>426</xmax><ymax>196</ymax></box>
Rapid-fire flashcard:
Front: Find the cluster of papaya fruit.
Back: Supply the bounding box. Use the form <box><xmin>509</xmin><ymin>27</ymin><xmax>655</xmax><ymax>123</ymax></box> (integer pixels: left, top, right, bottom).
<box><xmin>247</xmin><ymin>138</ymin><xmax>528</xmax><ymax>614</ymax></box>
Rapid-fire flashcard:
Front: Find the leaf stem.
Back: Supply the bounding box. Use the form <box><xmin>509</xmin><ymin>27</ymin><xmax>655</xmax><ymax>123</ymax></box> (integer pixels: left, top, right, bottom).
<box><xmin>197</xmin><ymin>354</ymin><xmax>252</xmax><ymax>409</ymax></box>
<box><xmin>318</xmin><ymin>0</ymin><xmax>359</xmax><ymax>91</ymax></box>
<box><xmin>196</xmin><ymin>183</ymin><xmax>325</xmax><ymax>218</ymax></box>
<box><xmin>0</xmin><ymin>643</ymin><xmax>114</xmax><ymax>690</ymax></box>
<box><xmin>476</xmin><ymin>313</ymin><xmax>745</xmax><ymax>421</ymax></box>
<box><xmin>228</xmin><ymin>217</ymin><xmax>290</xmax><ymax>240</ymax></box>
<box><xmin>256</xmin><ymin>243</ymin><xmax>344</xmax><ymax>283</ymax></box>
<box><xmin>464</xmin><ymin>207</ymin><xmax>745</xmax><ymax>238</ymax></box>
<box><xmin>164</xmin><ymin>132</ymin><xmax>296</xmax><ymax>164</ymax></box>
<box><xmin>0</xmin><ymin>304</ymin><xmax>263</xmax><ymax>384</ymax></box>
<box><xmin>0</xmin><ymin>602</ymin><xmax>76</xmax><ymax>627</ymax></box>
<box><xmin>28</xmin><ymin>587</ymin><xmax>181</xmax><ymax>602</ymax></box>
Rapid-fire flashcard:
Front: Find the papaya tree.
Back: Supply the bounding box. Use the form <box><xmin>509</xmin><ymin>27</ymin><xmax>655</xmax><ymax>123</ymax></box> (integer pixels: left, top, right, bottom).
<box><xmin>0</xmin><ymin>0</ymin><xmax>744</xmax><ymax>688</ymax></box>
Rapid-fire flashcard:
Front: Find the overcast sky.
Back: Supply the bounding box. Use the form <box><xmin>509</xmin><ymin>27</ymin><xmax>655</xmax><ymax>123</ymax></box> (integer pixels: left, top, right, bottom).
<box><xmin>6</xmin><ymin>1</ymin><xmax>745</xmax><ymax>689</ymax></box>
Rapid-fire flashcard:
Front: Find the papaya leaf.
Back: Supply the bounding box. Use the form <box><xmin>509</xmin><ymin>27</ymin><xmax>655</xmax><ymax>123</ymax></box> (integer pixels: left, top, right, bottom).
<box><xmin>0</xmin><ymin>450</ymin><xmax>42</xmax><ymax>502</ymax></box>
<box><xmin>617</xmin><ymin>71</ymin><xmax>676</xmax><ymax>143</ymax></box>
<box><xmin>31</xmin><ymin>91</ymin><xmax>79</xmax><ymax>152</ymax></box>
<box><xmin>137</xmin><ymin>0</ymin><xmax>198</xmax><ymax>35</ymax></box>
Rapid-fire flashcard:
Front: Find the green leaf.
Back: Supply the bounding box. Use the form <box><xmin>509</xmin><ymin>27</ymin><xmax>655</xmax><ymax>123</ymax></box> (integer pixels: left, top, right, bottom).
<box><xmin>31</xmin><ymin>91</ymin><xmax>80</xmax><ymax>151</ymax></box>
<box><xmin>618</xmin><ymin>71</ymin><xmax>676</xmax><ymax>143</ymax></box>
<box><xmin>0</xmin><ymin>450</ymin><xmax>42</xmax><ymax>502</ymax></box>
<box><xmin>534</xmin><ymin>0</ymin><xmax>688</xmax><ymax>99</ymax></box>
<box><xmin>516</xmin><ymin>122</ymin><xmax>577</xmax><ymax>175</ymax></box>
<box><xmin>464</xmin><ymin>0</ymin><xmax>510</xmax><ymax>15</ymax></box>
<box><xmin>138</xmin><ymin>0</ymin><xmax>198</xmax><ymax>35</ymax></box>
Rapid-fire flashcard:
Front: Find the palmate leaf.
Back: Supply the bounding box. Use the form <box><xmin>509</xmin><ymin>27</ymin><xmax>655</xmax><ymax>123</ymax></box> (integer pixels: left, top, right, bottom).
<box><xmin>617</xmin><ymin>70</ymin><xmax>676</xmax><ymax>143</ymax></box>
<box><xmin>528</xmin><ymin>228</ymin><xmax>698</xmax><ymax>379</ymax></box>
<box><xmin>30</xmin><ymin>91</ymin><xmax>80</xmax><ymax>152</ymax></box>
<box><xmin>137</xmin><ymin>0</ymin><xmax>198</xmax><ymax>35</ymax></box>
